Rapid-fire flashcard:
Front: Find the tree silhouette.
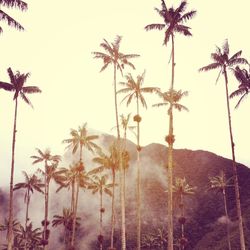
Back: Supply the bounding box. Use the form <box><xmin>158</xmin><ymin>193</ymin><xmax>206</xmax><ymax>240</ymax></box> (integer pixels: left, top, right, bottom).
<box><xmin>145</xmin><ymin>2</ymin><xmax>196</xmax><ymax>248</ymax></box>
<box><xmin>199</xmin><ymin>39</ymin><xmax>248</xmax><ymax>250</ymax></box>
<box><xmin>0</xmin><ymin>67</ymin><xmax>41</xmax><ymax>250</ymax></box>
<box><xmin>93</xmin><ymin>35</ymin><xmax>139</xmax><ymax>250</ymax></box>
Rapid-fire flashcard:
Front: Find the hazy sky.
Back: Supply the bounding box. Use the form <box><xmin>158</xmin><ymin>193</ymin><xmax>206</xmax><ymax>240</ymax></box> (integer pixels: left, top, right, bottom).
<box><xmin>1</xmin><ymin>0</ymin><xmax>250</xmax><ymax>185</ymax></box>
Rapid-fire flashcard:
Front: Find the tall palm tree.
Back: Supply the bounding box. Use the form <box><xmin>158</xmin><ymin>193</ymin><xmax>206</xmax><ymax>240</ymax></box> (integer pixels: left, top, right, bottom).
<box><xmin>0</xmin><ymin>67</ymin><xmax>41</xmax><ymax>250</ymax></box>
<box><xmin>145</xmin><ymin>3</ymin><xmax>196</xmax><ymax>249</ymax></box>
<box><xmin>62</xmin><ymin>124</ymin><xmax>99</xmax><ymax>249</ymax></box>
<box><xmin>230</xmin><ymin>66</ymin><xmax>250</xmax><ymax>108</ymax></box>
<box><xmin>153</xmin><ymin>88</ymin><xmax>188</xmax><ymax>250</ymax></box>
<box><xmin>199</xmin><ymin>40</ymin><xmax>248</xmax><ymax>250</ymax></box>
<box><xmin>93</xmin><ymin>36</ymin><xmax>139</xmax><ymax>250</ymax></box>
<box><xmin>13</xmin><ymin>171</ymin><xmax>44</xmax><ymax>249</ymax></box>
<box><xmin>117</xmin><ymin>71</ymin><xmax>158</xmax><ymax>249</ymax></box>
<box><xmin>92</xmin><ymin>143</ymin><xmax>120</xmax><ymax>249</ymax></box>
<box><xmin>209</xmin><ymin>171</ymin><xmax>233</xmax><ymax>250</ymax></box>
<box><xmin>0</xmin><ymin>0</ymin><xmax>27</xmax><ymax>33</ymax></box>
<box><xmin>30</xmin><ymin>148</ymin><xmax>61</xmax><ymax>249</ymax></box>
<box><xmin>172</xmin><ymin>177</ymin><xmax>196</xmax><ymax>250</ymax></box>
<box><xmin>89</xmin><ymin>174</ymin><xmax>113</xmax><ymax>250</ymax></box>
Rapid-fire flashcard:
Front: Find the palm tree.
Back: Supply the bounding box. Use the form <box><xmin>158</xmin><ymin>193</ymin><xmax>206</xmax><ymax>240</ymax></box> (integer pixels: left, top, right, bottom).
<box><xmin>52</xmin><ymin>208</ymin><xmax>80</xmax><ymax>249</ymax></box>
<box><xmin>199</xmin><ymin>39</ymin><xmax>248</xmax><ymax>250</ymax></box>
<box><xmin>92</xmin><ymin>143</ymin><xmax>120</xmax><ymax>249</ymax></box>
<box><xmin>209</xmin><ymin>171</ymin><xmax>233</xmax><ymax>250</ymax></box>
<box><xmin>172</xmin><ymin>177</ymin><xmax>196</xmax><ymax>250</ymax></box>
<box><xmin>30</xmin><ymin>148</ymin><xmax>61</xmax><ymax>249</ymax></box>
<box><xmin>89</xmin><ymin>174</ymin><xmax>113</xmax><ymax>250</ymax></box>
<box><xmin>13</xmin><ymin>171</ymin><xmax>44</xmax><ymax>249</ymax></box>
<box><xmin>93</xmin><ymin>36</ymin><xmax>139</xmax><ymax>250</ymax></box>
<box><xmin>117</xmin><ymin>71</ymin><xmax>158</xmax><ymax>249</ymax></box>
<box><xmin>0</xmin><ymin>67</ymin><xmax>41</xmax><ymax>250</ymax></box>
<box><xmin>62</xmin><ymin>124</ymin><xmax>99</xmax><ymax>248</ymax></box>
<box><xmin>0</xmin><ymin>0</ymin><xmax>27</xmax><ymax>33</ymax></box>
<box><xmin>153</xmin><ymin>89</ymin><xmax>188</xmax><ymax>250</ymax></box>
<box><xmin>14</xmin><ymin>222</ymin><xmax>43</xmax><ymax>250</ymax></box>
<box><xmin>145</xmin><ymin>3</ymin><xmax>196</xmax><ymax>249</ymax></box>
<box><xmin>230</xmin><ymin>66</ymin><xmax>250</xmax><ymax>108</ymax></box>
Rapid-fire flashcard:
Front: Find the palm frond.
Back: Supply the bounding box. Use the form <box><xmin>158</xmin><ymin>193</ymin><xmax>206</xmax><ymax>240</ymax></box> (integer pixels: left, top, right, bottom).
<box><xmin>0</xmin><ymin>81</ymin><xmax>13</xmax><ymax>91</ymax></box>
<box><xmin>0</xmin><ymin>10</ymin><xmax>24</xmax><ymax>30</ymax></box>
<box><xmin>145</xmin><ymin>23</ymin><xmax>165</xmax><ymax>31</ymax></box>
<box><xmin>22</xmin><ymin>86</ymin><xmax>41</xmax><ymax>94</ymax></box>
<box><xmin>180</xmin><ymin>10</ymin><xmax>197</xmax><ymax>22</ymax></box>
<box><xmin>199</xmin><ymin>63</ymin><xmax>221</xmax><ymax>72</ymax></box>
<box><xmin>1</xmin><ymin>0</ymin><xmax>27</xmax><ymax>11</ymax></box>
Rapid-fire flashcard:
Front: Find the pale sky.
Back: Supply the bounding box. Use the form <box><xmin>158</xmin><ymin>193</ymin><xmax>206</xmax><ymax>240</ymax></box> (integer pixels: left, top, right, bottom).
<box><xmin>0</xmin><ymin>0</ymin><xmax>250</xmax><ymax>185</ymax></box>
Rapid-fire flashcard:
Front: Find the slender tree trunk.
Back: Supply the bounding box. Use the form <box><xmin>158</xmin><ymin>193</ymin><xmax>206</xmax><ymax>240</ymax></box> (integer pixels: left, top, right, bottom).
<box><xmin>113</xmin><ymin>63</ymin><xmax>126</xmax><ymax>250</ymax></box>
<box><xmin>100</xmin><ymin>189</ymin><xmax>103</xmax><ymax>250</ymax></box>
<box><xmin>136</xmin><ymin>97</ymin><xmax>141</xmax><ymax>250</ymax></box>
<box><xmin>7</xmin><ymin>98</ymin><xmax>18</xmax><ymax>250</ymax></box>
<box><xmin>71</xmin><ymin>177</ymin><xmax>80</xmax><ymax>248</ymax></box>
<box><xmin>222</xmin><ymin>187</ymin><xmax>232</xmax><ymax>250</ymax></box>
<box><xmin>110</xmin><ymin>170</ymin><xmax>116</xmax><ymax>249</ymax></box>
<box><xmin>24</xmin><ymin>189</ymin><xmax>30</xmax><ymax>250</ymax></box>
<box><xmin>42</xmin><ymin>163</ymin><xmax>49</xmax><ymax>250</ymax></box>
<box><xmin>180</xmin><ymin>194</ymin><xmax>184</xmax><ymax>250</ymax></box>
<box><xmin>167</xmin><ymin>34</ymin><xmax>175</xmax><ymax>250</ymax></box>
<box><xmin>223</xmin><ymin>68</ymin><xmax>245</xmax><ymax>250</ymax></box>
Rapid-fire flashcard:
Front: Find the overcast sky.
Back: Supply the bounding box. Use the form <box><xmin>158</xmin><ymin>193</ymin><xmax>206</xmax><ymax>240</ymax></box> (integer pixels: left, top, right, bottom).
<box><xmin>0</xmin><ymin>0</ymin><xmax>250</xmax><ymax>185</ymax></box>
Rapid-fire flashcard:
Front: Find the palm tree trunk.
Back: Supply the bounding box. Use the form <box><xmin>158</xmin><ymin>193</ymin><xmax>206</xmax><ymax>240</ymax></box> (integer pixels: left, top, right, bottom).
<box><xmin>110</xmin><ymin>170</ymin><xmax>116</xmax><ymax>249</ymax></box>
<box><xmin>71</xmin><ymin>178</ymin><xmax>80</xmax><ymax>248</ymax></box>
<box><xmin>223</xmin><ymin>68</ymin><xmax>245</xmax><ymax>250</ymax></box>
<box><xmin>43</xmin><ymin>163</ymin><xmax>49</xmax><ymax>250</ymax></box>
<box><xmin>136</xmin><ymin>97</ymin><xmax>141</xmax><ymax>250</ymax></box>
<box><xmin>25</xmin><ymin>190</ymin><xmax>30</xmax><ymax>231</ymax></box>
<box><xmin>222</xmin><ymin>188</ymin><xmax>232</xmax><ymax>250</ymax></box>
<box><xmin>100</xmin><ymin>189</ymin><xmax>103</xmax><ymax>250</ymax></box>
<box><xmin>7</xmin><ymin>98</ymin><xmax>18</xmax><ymax>250</ymax></box>
<box><xmin>180</xmin><ymin>194</ymin><xmax>184</xmax><ymax>250</ymax></box>
<box><xmin>113</xmin><ymin>63</ymin><xmax>126</xmax><ymax>250</ymax></box>
<box><xmin>24</xmin><ymin>190</ymin><xmax>30</xmax><ymax>250</ymax></box>
<box><xmin>167</xmin><ymin>33</ymin><xmax>175</xmax><ymax>250</ymax></box>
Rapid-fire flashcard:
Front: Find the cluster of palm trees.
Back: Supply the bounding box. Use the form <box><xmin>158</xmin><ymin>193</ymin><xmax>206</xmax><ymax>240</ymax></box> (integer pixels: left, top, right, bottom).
<box><xmin>1</xmin><ymin>0</ymin><xmax>250</xmax><ymax>249</ymax></box>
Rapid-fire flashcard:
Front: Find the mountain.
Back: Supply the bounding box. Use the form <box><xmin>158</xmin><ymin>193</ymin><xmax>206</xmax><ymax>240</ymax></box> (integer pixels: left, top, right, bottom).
<box><xmin>1</xmin><ymin>134</ymin><xmax>250</xmax><ymax>249</ymax></box>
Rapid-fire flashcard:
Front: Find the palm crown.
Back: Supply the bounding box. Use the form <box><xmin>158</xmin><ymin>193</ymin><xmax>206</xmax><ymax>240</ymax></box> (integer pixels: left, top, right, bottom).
<box><xmin>62</xmin><ymin>123</ymin><xmax>100</xmax><ymax>159</ymax></box>
<box><xmin>0</xmin><ymin>67</ymin><xmax>41</xmax><ymax>106</ymax></box>
<box><xmin>14</xmin><ymin>171</ymin><xmax>44</xmax><ymax>202</ymax></box>
<box><xmin>92</xmin><ymin>35</ymin><xmax>140</xmax><ymax>75</ymax></box>
<box><xmin>145</xmin><ymin>0</ymin><xmax>196</xmax><ymax>45</ymax></box>
<box><xmin>153</xmin><ymin>89</ymin><xmax>189</xmax><ymax>113</ymax></box>
<box><xmin>199</xmin><ymin>40</ymin><xmax>248</xmax><ymax>78</ymax></box>
<box><xmin>117</xmin><ymin>71</ymin><xmax>159</xmax><ymax>109</ymax></box>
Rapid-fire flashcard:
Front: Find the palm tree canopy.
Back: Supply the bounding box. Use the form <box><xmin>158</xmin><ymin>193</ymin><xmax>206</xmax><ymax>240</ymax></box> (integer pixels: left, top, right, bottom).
<box><xmin>92</xmin><ymin>35</ymin><xmax>140</xmax><ymax>75</ymax></box>
<box><xmin>172</xmin><ymin>177</ymin><xmax>196</xmax><ymax>196</ymax></box>
<box><xmin>199</xmin><ymin>40</ymin><xmax>248</xmax><ymax>81</ymax></box>
<box><xmin>117</xmin><ymin>71</ymin><xmax>159</xmax><ymax>109</ymax></box>
<box><xmin>0</xmin><ymin>67</ymin><xmax>41</xmax><ymax>107</ymax></box>
<box><xmin>62</xmin><ymin>123</ymin><xmax>100</xmax><ymax>155</ymax></box>
<box><xmin>208</xmin><ymin>171</ymin><xmax>233</xmax><ymax>193</ymax></box>
<box><xmin>153</xmin><ymin>89</ymin><xmax>189</xmax><ymax>113</ymax></box>
<box><xmin>14</xmin><ymin>171</ymin><xmax>44</xmax><ymax>202</ymax></box>
<box><xmin>145</xmin><ymin>0</ymin><xmax>196</xmax><ymax>45</ymax></box>
<box><xmin>31</xmin><ymin>148</ymin><xmax>61</xmax><ymax>166</ymax></box>
<box><xmin>0</xmin><ymin>0</ymin><xmax>27</xmax><ymax>33</ymax></box>
<box><xmin>88</xmin><ymin>174</ymin><xmax>113</xmax><ymax>197</ymax></box>
<box><xmin>230</xmin><ymin>66</ymin><xmax>250</xmax><ymax>108</ymax></box>
<box><xmin>91</xmin><ymin>142</ymin><xmax>129</xmax><ymax>174</ymax></box>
